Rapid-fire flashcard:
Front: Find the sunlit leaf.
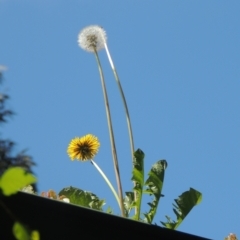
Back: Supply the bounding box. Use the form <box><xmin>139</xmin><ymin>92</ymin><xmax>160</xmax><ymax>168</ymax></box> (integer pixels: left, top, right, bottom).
<box><xmin>0</xmin><ymin>167</ymin><xmax>37</xmax><ymax>196</ymax></box>
<box><xmin>143</xmin><ymin>160</ymin><xmax>167</xmax><ymax>223</ymax></box>
<box><xmin>123</xmin><ymin>191</ymin><xmax>134</xmax><ymax>217</ymax></box>
<box><xmin>13</xmin><ymin>222</ymin><xmax>40</xmax><ymax>240</ymax></box>
<box><xmin>31</xmin><ymin>230</ymin><xmax>40</xmax><ymax>240</ymax></box>
<box><xmin>13</xmin><ymin>222</ymin><xmax>30</xmax><ymax>240</ymax></box>
<box><xmin>161</xmin><ymin>187</ymin><xmax>202</xmax><ymax>229</ymax></box>
<box><xmin>131</xmin><ymin>149</ymin><xmax>145</xmax><ymax>220</ymax></box>
<box><xmin>106</xmin><ymin>206</ymin><xmax>113</xmax><ymax>214</ymax></box>
<box><xmin>59</xmin><ymin>186</ymin><xmax>105</xmax><ymax>211</ymax></box>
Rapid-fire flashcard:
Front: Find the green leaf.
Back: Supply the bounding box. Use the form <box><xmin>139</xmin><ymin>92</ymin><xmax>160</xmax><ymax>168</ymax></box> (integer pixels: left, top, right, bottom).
<box><xmin>131</xmin><ymin>149</ymin><xmax>145</xmax><ymax>220</ymax></box>
<box><xmin>59</xmin><ymin>186</ymin><xmax>105</xmax><ymax>211</ymax></box>
<box><xmin>13</xmin><ymin>222</ymin><xmax>40</xmax><ymax>240</ymax></box>
<box><xmin>31</xmin><ymin>230</ymin><xmax>40</xmax><ymax>240</ymax></box>
<box><xmin>143</xmin><ymin>160</ymin><xmax>167</xmax><ymax>223</ymax></box>
<box><xmin>106</xmin><ymin>206</ymin><xmax>113</xmax><ymax>214</ymax></box>
<box><xmin>161</xmin><ymin>187</ymin><xmax>202</xmax><ymax>229</ymax></box>
<box><xmin>123</xmin><ymin>191</ymin><xmax>134</xmax><ymax>217</ymax></box>
<box><xmin>0</xmin><ymin>167</ymin><xmax>37</xmax><ymax>196</ymax></box>
<box><xmin>13</xmin><ymin>222</ymin><xmax>30</xmax><ymax>240</ymax></box>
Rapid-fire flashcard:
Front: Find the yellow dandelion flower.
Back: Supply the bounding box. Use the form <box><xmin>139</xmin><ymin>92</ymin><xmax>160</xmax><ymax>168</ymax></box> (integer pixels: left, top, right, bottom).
<box><xmin>67</xmin><ymin>134</ymin><xmax>100</xmax><ymax>161</ymax></box>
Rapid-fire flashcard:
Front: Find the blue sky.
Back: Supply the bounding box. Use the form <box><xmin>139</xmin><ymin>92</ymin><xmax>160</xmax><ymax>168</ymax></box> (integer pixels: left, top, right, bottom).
<box><xmin>1</xmin><ymin>1</ymin><xmax>240</xmax><ymax>239</ymax></box>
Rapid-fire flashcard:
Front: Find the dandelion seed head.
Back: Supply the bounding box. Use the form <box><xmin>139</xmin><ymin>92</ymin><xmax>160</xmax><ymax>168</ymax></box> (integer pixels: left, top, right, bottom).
<box><xmin>78</xmin><ymin>25</ymin><xmax>107</xmax><ymax>52</ymax></box>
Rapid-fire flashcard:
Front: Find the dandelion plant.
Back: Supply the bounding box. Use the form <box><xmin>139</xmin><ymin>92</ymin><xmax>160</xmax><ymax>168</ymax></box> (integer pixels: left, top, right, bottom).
<box><xmin>77</xmin><ymin>26</ymin><xmax>125</xmax><ymax>216</ymax></box>
<box><xmin>38</xmin><ymin>25</ymin><xmax>203</xmax><ymax>230</ymax></box>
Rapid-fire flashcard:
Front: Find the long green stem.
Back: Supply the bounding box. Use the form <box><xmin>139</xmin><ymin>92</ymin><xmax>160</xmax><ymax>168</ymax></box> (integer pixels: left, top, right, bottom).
<box><xmin>104</xmin><ymin>42</ymin><xmax>138</xmax><ymax>216</ymax></box>
<box><xmin>91</xmin><ymin>160</ymin><xmax>120</xmax><ymax>209</ymax></box>
<box><xmin>104</xmin><ymin>42</ymin><xmax>135</xmax><ymax>158</ymax></box>
<box><xmin>93</xmin><ymin>48</ymin><xmax>125</xmax><ymax>217</ymax></box>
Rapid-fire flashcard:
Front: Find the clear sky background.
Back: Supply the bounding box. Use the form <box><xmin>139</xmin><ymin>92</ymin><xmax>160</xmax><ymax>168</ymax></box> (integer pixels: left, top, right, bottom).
<box><xmin>1</xmin><ymin>1</ymin><xmax>239</xmax><ymax>239</ymax></box>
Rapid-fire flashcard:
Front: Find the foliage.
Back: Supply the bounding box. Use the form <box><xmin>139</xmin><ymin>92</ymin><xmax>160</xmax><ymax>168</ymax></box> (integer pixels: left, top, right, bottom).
<box><xmin>161</xmin><ymin>188</ymin><xmax>202</xmax><ymax>229</ymax></box>
<box><xmin>0</xmin><ymin>73</ymin><xmax>39</xmax><ymax>239</ymax></box>
<box><xmin>143</xmin><ymin>159</ymin><xmax>167</xmax><ymax>223</ymax></box>
<box><xmin>13</xmin><ymin>222</ymin><xmax>40</xmax><ymax>240</ymax></box>
<box><xmin>0</xmin><ymin>167</ymin><xmax>40</xmax><ymax>240</ymax></box>
<box><xmin>0</xmin><ymin>77</ymin><xmax>35</xmax><ymax>178</ymax></box>
<box><xmin>0</xmin><ymin>167</ymin><xmax>36</xmax><ymax>196</ymax></box>
<box><xmin>123</xmin><ymin>191</ymin><xmax>134</xmax><ymax>217</ymax></box>
<box><xmin>131</xmin><ymin>149</ymin><xmax>144</xmax><ymax>219</ymax></box>
<box><xmin>59</xmin><ymin>186</ymin><xmax>105</xmax><ymax>210</ymax></box>
<box><xmin>50</xmin><ymin>148</ymin><xmax>202</xmax><ymax>230</ymax></box>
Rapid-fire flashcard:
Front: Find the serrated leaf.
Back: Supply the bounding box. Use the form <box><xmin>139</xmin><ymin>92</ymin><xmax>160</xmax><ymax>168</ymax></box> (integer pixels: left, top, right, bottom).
<box><xmin>123</xmin><ymin>191</ymin><xmax>134</xmax><ymax>217</ymax></box>
<box><xmin>161</xmin><ymin>187</ymin><xmax>202</xmax><ymax>229</ymax></box>
<box><xmin>131</xmin><ymin>149</ymin><xmax>144</xmax><ymax>185</ymax></box>
<box><xmin>59</xmin><ymin>186</ymin><xmax>105</xmax><ymax>211</ymax></box>
<box><xmin>13</xmin><ymin>222</ymin><xmax>30</xmax><ymax>240</ymax></box>
<box><xmin>143</xmin><ymin>160</ymin><xmax>167</xmax><ymax>223</ymax></box>
<box><xmin>131</xmin><ymin>149</ymin><xmax>145</xmax><ymax>220</ymax></box>
<box><xmin>0</xmin><ymin>167</ymin><xmax>37</xmax><ymax>196</ymax></box>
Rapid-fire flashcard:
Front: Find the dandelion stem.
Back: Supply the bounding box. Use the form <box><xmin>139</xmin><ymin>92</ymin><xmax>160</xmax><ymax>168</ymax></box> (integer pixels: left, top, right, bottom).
<box><xmin>91</xmin><ymin>160</ymin><xmax>120</xmax><ymax>209</ymax></box>
<box><xmin>104</xmin><ymin>43</ymin><xmax>135</xmax><ymax>157</ymax></box>
<box><xmin>104</xmin><ymin>42</ymin><xmax>139</xmax><ymax>216</ymax></box>
<box><xmin>93</xmin><ymin>48</ymin><xmax>125</xmax><ymax>217</ymax></box>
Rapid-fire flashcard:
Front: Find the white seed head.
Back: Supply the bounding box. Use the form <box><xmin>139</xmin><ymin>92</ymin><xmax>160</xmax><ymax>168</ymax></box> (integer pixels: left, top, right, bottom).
<box><xmin>78</xmin><ymin>25</ymin><xmax>107</xmax><ymax>52</ymax></box>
